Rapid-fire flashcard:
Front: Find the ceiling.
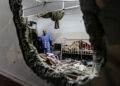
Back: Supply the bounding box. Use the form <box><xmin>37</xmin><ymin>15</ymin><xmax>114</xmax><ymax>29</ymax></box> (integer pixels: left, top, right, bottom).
<box><xmin>22</xmin><ymin>0</ymin><xmax>80</xmax><ymax>16</ymax></box>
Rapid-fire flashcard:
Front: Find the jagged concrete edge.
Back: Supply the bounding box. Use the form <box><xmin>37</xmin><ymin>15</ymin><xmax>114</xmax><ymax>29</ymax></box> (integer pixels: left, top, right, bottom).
<box><xmin>8</xmin><ymin>0</ymin><xmax>106</xmax><ymax>86</ymax></box>
<box><xmin>79</xmin><ymin>0</ymin><xmax>107</xmax><ymax>74</ymax></box>
<box><xmin>8</xmin><ymin>0</ymin><xmax>83</xmax><ymax>86</ymax></box>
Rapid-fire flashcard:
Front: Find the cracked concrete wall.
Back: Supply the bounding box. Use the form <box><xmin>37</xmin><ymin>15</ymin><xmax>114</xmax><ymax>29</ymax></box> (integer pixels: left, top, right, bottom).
<box><xmin>0</xmin><ymin>0</ymin><xmax>49</xmax><ymax>86</ymax></box>
<box><xmin>9</xmin><ymin>0</ymin><xmax>96</xmax><ymax>86</ymax></box>
<box><xmin>79</xmin><ymin>0</ymin><xmax>120</xmax><ymax>86</ymax></box>
<box><xmin>9</xmin><ymin>0</ymin><xmax>87</xmax><ymax>86</ymax></box>
<box><xmin>8</xmin><ymin>0</ymin><xmax>107</xmax><ymax>85</ymax></box>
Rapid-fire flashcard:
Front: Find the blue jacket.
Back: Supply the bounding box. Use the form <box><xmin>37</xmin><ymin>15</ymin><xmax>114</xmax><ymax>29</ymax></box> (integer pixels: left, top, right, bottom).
<box><xmin>40</xmin><ymin>33</ymin><xmax>52</xmax><ymax>53</ymax></box>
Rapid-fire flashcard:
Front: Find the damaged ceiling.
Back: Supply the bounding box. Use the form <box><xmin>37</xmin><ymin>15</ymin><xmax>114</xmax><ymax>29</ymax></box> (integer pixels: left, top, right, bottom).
<box><xmin>22</xmin><ymin>0</ymin><xmax>80</xmax><ymax>16</ymax></box>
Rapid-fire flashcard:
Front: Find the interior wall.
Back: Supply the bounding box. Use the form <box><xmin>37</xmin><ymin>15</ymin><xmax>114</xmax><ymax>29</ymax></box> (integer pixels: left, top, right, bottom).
<box><xmin>35</xmin><ymin>8</ymin><xmax>89</xmax><ymax>43</ymax></box>
<box><xmin>0</xmin><ymin>0</ymin><xmax>48</xmax><ymax>86</ymax></box>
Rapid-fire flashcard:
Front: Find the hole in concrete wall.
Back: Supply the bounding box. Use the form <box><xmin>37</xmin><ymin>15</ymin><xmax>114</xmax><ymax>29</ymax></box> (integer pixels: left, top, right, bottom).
<box><xmin>9</xmin><ymin>0</ymin><xmax>106</xmax><ymax>86</ymax></box>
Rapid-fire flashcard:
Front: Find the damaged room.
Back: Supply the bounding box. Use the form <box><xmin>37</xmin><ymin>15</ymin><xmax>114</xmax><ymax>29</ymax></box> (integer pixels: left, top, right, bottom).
<box><xmin>22</xmin><ymin>0</ymin><xmax>96</xmax><ymax>85</ymax></box>
<box><xmin>1</xmin><ymin>0</ymin><xmax>120</xmax><ymax>86</ymax></box>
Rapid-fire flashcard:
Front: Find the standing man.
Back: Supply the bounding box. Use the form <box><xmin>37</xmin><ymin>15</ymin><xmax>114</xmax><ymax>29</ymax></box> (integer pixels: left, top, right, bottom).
<box><xmin>40</xmin><ymin>29</ymin><xmax>52</xmax><ymax>54</ymax></box>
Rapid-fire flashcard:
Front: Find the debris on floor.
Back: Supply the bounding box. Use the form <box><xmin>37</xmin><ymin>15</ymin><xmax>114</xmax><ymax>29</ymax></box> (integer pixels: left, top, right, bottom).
<box><xmin>39</xmin><ymin>53</ymin><xmax>94</xmax><ymax>82</ymax></box>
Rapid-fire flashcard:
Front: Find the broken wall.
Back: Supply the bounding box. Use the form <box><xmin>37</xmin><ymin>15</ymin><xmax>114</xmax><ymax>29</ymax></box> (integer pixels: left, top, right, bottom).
<box><xmin>0</xmin><ymin>0</ymin><xmax>48</xmax><ymax>86</ymax></box>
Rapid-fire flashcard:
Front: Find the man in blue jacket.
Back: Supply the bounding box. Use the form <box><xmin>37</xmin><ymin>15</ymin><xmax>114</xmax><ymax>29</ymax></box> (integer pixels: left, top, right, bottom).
<box><xmin>40</xmin><ymin>29</ymin><xmax>52</xmax><ymax>54</ymax></box>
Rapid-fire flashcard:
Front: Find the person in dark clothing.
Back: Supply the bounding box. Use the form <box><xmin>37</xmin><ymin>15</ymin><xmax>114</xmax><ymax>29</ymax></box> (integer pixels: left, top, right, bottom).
<box><xmin>32</xmin><ymin>29</ymin><xmax>40</xmax><ymax>53</ymax></box>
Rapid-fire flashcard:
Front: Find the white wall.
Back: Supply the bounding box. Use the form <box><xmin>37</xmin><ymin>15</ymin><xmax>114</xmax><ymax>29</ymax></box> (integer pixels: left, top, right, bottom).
<box><xmin>0</xmin><ymin>0</ymin><xmax>48</xmax><ymax>86</ymax></box>
<box><xmin>35</xmin><ymin>8</ymin><xmax>89</xmax><ymax>43</ymax></box>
